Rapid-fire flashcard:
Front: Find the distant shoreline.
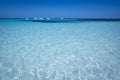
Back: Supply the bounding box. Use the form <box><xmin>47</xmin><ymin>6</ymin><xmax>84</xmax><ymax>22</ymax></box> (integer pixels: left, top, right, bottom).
<box><xmin>0</xmin><ymin>18</ymin><xmax>120</xmax><ymax>23</ymax></box>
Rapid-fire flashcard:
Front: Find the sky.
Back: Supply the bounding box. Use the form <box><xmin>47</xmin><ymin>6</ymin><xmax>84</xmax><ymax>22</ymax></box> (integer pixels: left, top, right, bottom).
<box><xmin>0</xmin><ymin>0</ymin><xmax>120</xmax><ymax>18</ymax></box>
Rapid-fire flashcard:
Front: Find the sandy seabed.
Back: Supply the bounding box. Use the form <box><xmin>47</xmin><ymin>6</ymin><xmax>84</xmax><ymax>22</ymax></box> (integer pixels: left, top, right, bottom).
<box><xmin>0</xmin><ymin>19</ymin><xmax>120</xmax><ymax>80</ymax></box>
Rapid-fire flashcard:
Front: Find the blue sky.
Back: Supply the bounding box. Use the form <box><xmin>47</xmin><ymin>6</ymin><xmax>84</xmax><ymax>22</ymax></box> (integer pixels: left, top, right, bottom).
<box><xmin>0</xmin><ymin>0</ymin><xmax>120</xmax><ymax>18</ymax></box>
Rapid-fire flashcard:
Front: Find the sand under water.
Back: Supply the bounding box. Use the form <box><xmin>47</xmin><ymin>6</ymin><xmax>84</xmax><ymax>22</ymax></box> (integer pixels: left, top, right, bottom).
<box><xmin>0</xmin><ymin>19</ymin><xmax>120</xmax><ymax>80</ymax></box>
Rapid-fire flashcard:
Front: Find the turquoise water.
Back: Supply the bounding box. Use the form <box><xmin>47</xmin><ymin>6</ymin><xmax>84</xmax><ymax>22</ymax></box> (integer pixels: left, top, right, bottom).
<box><xmin>0</xmin><ymin>19</ymin><xmax>120</xmax><ymax>80</ymax></box>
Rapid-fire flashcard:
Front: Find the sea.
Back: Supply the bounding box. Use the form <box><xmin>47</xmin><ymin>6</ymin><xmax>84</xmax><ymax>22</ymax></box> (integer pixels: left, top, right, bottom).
<box><xmin>0</xmin><ymin>18</ymin><xmax>120</xmax><ymax>80</ymax></box>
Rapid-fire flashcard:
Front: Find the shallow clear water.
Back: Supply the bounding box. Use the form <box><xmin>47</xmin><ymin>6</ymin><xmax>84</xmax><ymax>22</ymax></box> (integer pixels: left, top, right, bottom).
<box><xmin>0</xmin><ymin>19</ymin><xmax>120</xmax><ymax>80</ymax></box>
